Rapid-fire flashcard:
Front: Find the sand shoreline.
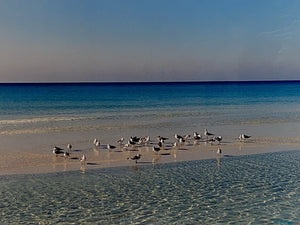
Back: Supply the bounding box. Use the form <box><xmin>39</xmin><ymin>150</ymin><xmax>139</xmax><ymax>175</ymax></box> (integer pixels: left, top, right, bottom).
<box><xmin>0</xmin><ymin>136</ymin><xmax>300</xmax><ymax>176</ymax></box>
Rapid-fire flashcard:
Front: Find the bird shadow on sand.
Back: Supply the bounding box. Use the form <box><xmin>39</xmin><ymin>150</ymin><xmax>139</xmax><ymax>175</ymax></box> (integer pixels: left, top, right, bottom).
<box><xmin>160</xmin><ymin>153</ymin><xmax>171</xmax><ymax>156</ymax></box>
<box><xmin>87</xmin><ymin>162</ymin><xmax>99</xmax><ymax>165</ymax></box>
<box><xmin>185</xmin><ymin>143</ymin><xmax>194</xmax><ymax>146</ymax></box>
<box><xmin>70</xmin><ymin>157</ymin><xmax>79</xmax><ymax>160</ymax></box>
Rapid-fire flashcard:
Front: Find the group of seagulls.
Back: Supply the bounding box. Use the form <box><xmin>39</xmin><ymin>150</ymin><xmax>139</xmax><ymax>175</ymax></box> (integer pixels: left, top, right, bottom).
<box><xmin>52</xmin><ymin>144</ymin><xmax>86</xmax><ymax>164</ymax></box>
<box><xmin>52</xmin><ymin>128</ymin><xmax>251</xmax><ymax>165</ymax></box>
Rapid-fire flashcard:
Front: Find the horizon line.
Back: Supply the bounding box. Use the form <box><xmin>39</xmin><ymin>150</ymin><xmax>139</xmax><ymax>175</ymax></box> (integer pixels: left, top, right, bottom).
<box><xmin>0</xmin><ymin>79</ymin><xmax>299</xmax><ymax>84</ymax></box>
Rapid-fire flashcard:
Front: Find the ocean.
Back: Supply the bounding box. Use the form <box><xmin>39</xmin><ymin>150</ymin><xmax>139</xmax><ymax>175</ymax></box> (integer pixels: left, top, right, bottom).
<box><xmin>0</xmin><ymin>81</ymin><xmax>300</xmax><ymax>224</ymax></box>
<box><xmin>0</xmin><ymin>81</ymin><xmax>299</xmax><ymax>150</ymax></box>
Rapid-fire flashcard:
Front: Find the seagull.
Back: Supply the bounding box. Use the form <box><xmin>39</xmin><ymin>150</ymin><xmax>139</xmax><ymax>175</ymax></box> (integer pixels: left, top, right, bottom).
<box><xmin>93</xmin><ymin>138</ymin><xmax>98</xmax><ymax>145</ymax></box>
<box><xmin>217</xmin><ymin>147</ymin><xmax>222</xmax><ymax>155</ymax></box>
<box><xmin>128</xmin><ymin>140</ymin><xmax>136</xmax><ymax>146</ymax></box>
<box><xmin>95</xmin><ymin>140</ymin><xmax>100</xmax><ymax>147</ymax></box>
<box><xmin>173</xmin><ymin>142</ymin><xmax>179</xmax><ymax>148</ymax></box>
<box><xmin>67</xmin><ymin>144</ymin><xmax>72</xmax><ymax>152</ymax></box>
<box><xmin>64</xmin><ymin>151</ymin><xmax>70</xmax><ymax>158</ymax></box>
<box><xmin>157</xmin><ymin>136</ymin><xmax>168</xmax><ymax>141</ymax></box>
<box><xmin>175</xmin><ymin>134</ymin><xmax>183</xmax><ymax>141</ymax></box>
<box><xmin>144</xmin><ymin>136</ymin><xmax>151</xmax><ymax>144</ymax></box>
<box><xmin>138</xmin><ymin>138</ymin><xmax>144</xmax><ymax>145</ymax></box>
<box><xmin>116</xmin><ymin>137</ymin><xmax>124</xmax><ymax>145</ymax></box>
<box><xmin>179</xmin><ymin>138</ymin><xmax>185</xmax><ymax>144</ymax></box>
<box><xmin>130</xmin><ymin>136</ymin><xmax>140</xmax><ymax>143</ymax></box>
<box><xmin>193</xmin><ymin>132</ymin><xmax>202</xmax><ymax>140</ymax></box>
<box><xmin>128</xmin><ymin>154</ymin><xmax>141</xmax><ymax>164</ymax></box>
<box><xmin>183</xmin><ymin>134</ymin><xmax>190</xmax><ymax>140</ymax></box>
<box><xmin>239</xmin><ymin>134</ymin><xmax>251</xmax><ymax>142</ymax></box>
<box><xmin>80</xmin><ymin>154</ymin><xmax>87</xmax><ymax>164</ymax></box>
<box><xmin>107</xmin><ymin>144</ymin><xmax>116</xmax><ymax>150</ymax></box>
<box><xmin>53</xmin><ymin>145</ymin><xmax>63</xmax><ymax>151</ymax></box>
<box><xmin>204</xmin><ymin>128</ymin><xmax>214</xmax><ymax>138</ymax></box>
<box><xmin>214</xmin><ymin>136</ymin><xmax>223</xmax><ymax>144</ymax></box>
<box><xmin>52</xmin><ymin>146</ymin><xmax>64</xmax><ymax>156</ymax></box>
<box><xmin>158</xmin><ymin>139</ymin><xmax>165</xmax><ymax>148</ymax></box>
<box><xmin>123</xmin><ymin>143</ymin><xmax>130</xmax><ymax>149</ymax></box>
<box><xmin>152</xmin><ymin>146</ymin><xmax>161</xmax><ymax>154</ymax></box>
<box><xmin>206</xmin><ymin>138</ymin><xmax>216</xmax><ymax>145</ymax></box>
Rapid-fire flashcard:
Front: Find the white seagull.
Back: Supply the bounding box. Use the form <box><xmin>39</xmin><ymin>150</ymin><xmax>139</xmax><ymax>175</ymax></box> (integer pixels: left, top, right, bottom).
<box><xmin>174</xmin><ymin>134</ymin><xmax>183</xmax><ymax>141</ymax></box>
<box><xmin>52</xmin><ymin>146</ymin><xmax>64</xmax><ymax>156</ymax></box>
<box><xmin>67</xmin><ymin>144</ymin><xmax>72</xmax><ymax>152</ymax></box>
<box><xmin>152</xmin><ymin>146</ymin><xmax>161</xmax><ymax>154</ymax></box>
<box><xmin>107</xmin><ymin>144</ymin><xmax>116</xmax><ymax>150</ymax></box>
<box><xmin>179</xmin><ymin>137</ymin><xmax>185</xmax><ymax>144</ymax></box>
<box><xmin>204</xmin><ymin>128</ymin><xmax>214</xmax><ymax>138</ymax></box>
<box><xmin>158</xmin><ymin>140</ymin><xmax>164</xmax><ymax>148</ymax></box>
<box><xmin>64</xmin><ymin>151</ymin><xmax>70</xmax><ymax>158</ymax></box>
<box><xmin>173</xmin><ymin>142</ymin><xmax>179</xmax><ymax>148</ymax></box>
<box><xmin>93</xmin><ymin>138</ymin><xmax>98</xmax><ymax>145</ymax></box>
<box><xmin>214</xmin><ymin>136</ymin><xmax>223</xmax><ymax>144</ymax></box>
<box><xmin>95</xmin><ymin>140</ymin><xmax>100</xmax><ymax>147</ymax></box>
<box><xmin>116</xmin><ymin>137</ymin><xmax>124</xmax><ymax>145</ymax></box>
<box><xmin>80</xmin><ymin>154</ymin><xmax>87</xmax><ymax>164</ymax></box>
<box><xmin>183</xmin><ymin>134</ymin><xmax>190</xmax><ymax>140</ymax></box>
<box><xmin>128</xmin><ymin>154</ymin><xmax>141</xmax><ymax>164</ymax></box>
<box><xmin>193</xmin><ymin>132</ymin><xmax>202</xmax><ymax>140</ymax></box>
<box><xmin>157</xmin><ymin>136</ymin><xmax>168</xmax><ymax>141</ymax></box>
<box><xmin>144</xmin><ymin>136</ymin><xmax>151</xmax><ymax>144</ymax></box>
<box><xmin>206</xmin><ymin>138</ymin><xmax>216</xmax><ymax>145</ymax></box>
<box><xmin>239</xmin><ymin>134</ymin><xmax>251</xmax><ymax>142</ymax></box>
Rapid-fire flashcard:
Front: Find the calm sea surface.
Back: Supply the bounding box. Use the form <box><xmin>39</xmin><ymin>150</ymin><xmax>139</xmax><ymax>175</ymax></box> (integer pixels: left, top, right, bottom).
<box><xmin>0</xmin><ymin>150</ymin><xmax>299</xmax><ymax>224</ymax></box>
<box><xmin>0</xmin><ymin>81</ymin><xmax>300</xmax><ymax>146</ymax></box>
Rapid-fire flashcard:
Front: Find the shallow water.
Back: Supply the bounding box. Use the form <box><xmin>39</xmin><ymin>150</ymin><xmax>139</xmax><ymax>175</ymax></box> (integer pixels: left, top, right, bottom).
<box><xmin>1</xmin><ymin>150</ymin><xmax>299</xmax><ymax>224</ymax></box>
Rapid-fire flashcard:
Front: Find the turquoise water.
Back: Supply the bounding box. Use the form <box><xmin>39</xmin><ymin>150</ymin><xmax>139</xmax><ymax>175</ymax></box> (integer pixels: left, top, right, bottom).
<box><xmin>1</xmin><ymin>150</ymin><xmax>299</xmax><ymax>224</ymax></box>
<box><xmin>1</xmin><ymin>82</ymin><xmax>300</xmax><ymax>118</ymax></box>
<box><xmin>0</xmin><ymin>81</ymin><xmax>300</xmax><ymax>145</ymax></box>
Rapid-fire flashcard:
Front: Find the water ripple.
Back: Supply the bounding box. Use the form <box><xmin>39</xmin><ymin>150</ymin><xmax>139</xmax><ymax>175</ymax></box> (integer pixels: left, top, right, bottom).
<box><xmin>0</xmin><ymin>150</ymin><xmax>299</xmax><ymax>224</ymax></box>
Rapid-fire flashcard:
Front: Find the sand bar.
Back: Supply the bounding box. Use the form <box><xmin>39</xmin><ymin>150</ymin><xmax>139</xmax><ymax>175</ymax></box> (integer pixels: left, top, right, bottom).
<box><xmin>0</xmin><ymin>136</ymin><xmax>300</xmax><ymax>176</ymax></box>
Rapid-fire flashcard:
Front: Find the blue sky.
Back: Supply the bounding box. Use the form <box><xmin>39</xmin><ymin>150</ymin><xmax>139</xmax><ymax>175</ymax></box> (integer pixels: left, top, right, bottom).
<box><xmin>0</xmin><ymin>0</ymin><xmax>300</xmax><ymax>82</ymax></box>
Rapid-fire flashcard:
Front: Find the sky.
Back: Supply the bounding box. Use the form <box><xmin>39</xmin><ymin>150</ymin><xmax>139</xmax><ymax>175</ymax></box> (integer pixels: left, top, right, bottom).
<box><xmin>0</xmin><ymin>0</ymin><xmax>300</xmax><ymax>82</ymax></box>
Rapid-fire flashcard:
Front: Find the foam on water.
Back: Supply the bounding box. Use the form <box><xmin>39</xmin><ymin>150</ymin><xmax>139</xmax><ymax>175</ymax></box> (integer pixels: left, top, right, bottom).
<box><xmin>0</xmin><ymin>150</ymin><xmax>299</xmax><ymax>224</ymax></box>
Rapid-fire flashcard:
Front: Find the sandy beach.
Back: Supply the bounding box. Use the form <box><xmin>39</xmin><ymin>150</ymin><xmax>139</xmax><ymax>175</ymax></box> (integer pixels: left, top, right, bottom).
<box><xmin>1</xmin><ymin>136</ymin><xmax>300</xmax><ymax>176</ymax></box>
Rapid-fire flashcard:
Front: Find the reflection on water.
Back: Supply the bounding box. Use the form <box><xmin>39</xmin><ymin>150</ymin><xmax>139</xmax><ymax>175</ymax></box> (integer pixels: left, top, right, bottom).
<box><xmin>216</xmin><ymin>156</ymin><xmax>221</xmax><ymax>166</ymax></box>
<box><xmin>0</xmin><ymin>150</ymin><xmax>299</xmax><ymax>224</ymax></box>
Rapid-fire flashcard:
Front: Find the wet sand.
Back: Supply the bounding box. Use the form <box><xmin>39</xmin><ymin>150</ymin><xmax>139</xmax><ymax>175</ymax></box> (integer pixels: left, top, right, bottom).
<box><xmin>0</xmin><ymin>136</ymin><xmax>300</xmax><ymax>176</ymax></box>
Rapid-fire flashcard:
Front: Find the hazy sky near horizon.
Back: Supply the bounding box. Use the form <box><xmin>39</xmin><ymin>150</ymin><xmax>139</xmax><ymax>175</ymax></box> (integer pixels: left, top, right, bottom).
<box><xmin>1</xmin><ymin>0</ymin><xmax>300</xmax><ymax>82</ymax></box>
